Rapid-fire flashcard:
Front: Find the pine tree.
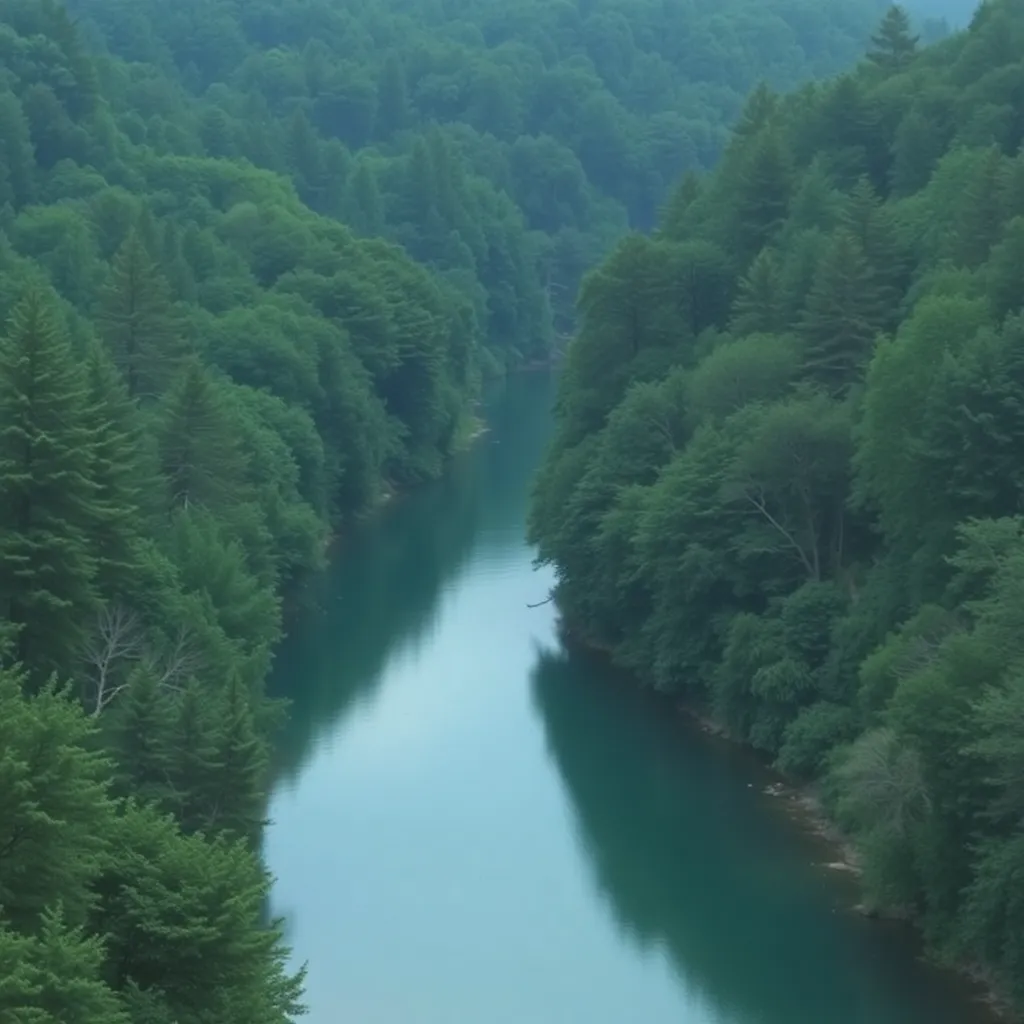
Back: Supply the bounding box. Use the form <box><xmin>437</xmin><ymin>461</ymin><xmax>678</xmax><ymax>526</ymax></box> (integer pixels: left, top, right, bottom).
<box><xmin>0</xmin><ymin>669</ymin><xmax>114</xmax><ymax>933</ymax></box>
<box><xmin>841</xmin><ymin>178</ymin><xmax>913</xmax><ymax>330</ymax></box>
<box><xmin>799</xmin><ymin>230</ymin><xmax>885</xmax><ymax>394</ymax></box>
<box><xmin>108</xmin><ymin>666</ymin><xmax>173</xmax><ymax>807</ymax></box>
<box><xmin>730</xmin><ymin>249</ymin><xmax>786</xmax><ymax>335</ymax></box>
<box><xmin>82</xmin><ymin>344</ymin><xmax>150</xmax><ymax>601</ymax></box>
<box><xmin>167</xmin><ymin>680</ymin><xmax>222</xmax><ymax>835</ymax></box>
<box><xmin>94</xmin><ymin>230</ymin><xmax>183</xmax><ymax>400</ymax></box>
<box><xmin>953</xmin><ymin>147</ymin><xmax>1007</xmax><ymax>269</ymax></box>
<box><xmin>0</xmin><ymin>289</ymin><xmax>101</xmax><ymax>679</ymax></box>
<box><xmin>157</xmin><ymin>358</ymin><xmax>249</xmax><ymax>515</ymax></box>
<box><xmin>208</xmin><ymin>677</ymin><xmax>269</xmax><ymax>844</ymax></box>
<box><xmin>734</xmin><ymin>128</ymin><xmax>793</xmax><ymax>262</ymax></box>
<box><xmin>658</xmin><ymin>170</ymin><xmax>701</xmax><ymax>242</ymax></box>
<box><xmin>867</xmin><ymin>6</ymin><xmax>919</xmax><ymax>73</ymax></box>
<box><xmin>94</xmin><ymin>803</ymin><xmax>305</xmax><ymax>1024</ymax></box>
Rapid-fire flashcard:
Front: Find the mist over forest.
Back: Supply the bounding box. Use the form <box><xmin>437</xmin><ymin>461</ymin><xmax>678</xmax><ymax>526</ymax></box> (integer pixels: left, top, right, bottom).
<box><xmin>2</xmin><ymin>0</ymin><xmax>1024</xmax><ymax>1021</ymax></box>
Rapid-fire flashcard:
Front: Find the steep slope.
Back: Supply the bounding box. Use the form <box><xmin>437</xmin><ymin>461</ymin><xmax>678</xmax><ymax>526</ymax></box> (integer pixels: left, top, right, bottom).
<box><xmin>530</xmin><ymin>1</ymin><xmax>1024</xmax><ymax>1010</ymax></box>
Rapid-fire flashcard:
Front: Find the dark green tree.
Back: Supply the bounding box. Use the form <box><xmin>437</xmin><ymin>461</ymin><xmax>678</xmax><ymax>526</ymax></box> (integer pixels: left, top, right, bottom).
<box><xmin>867</xmin><ymin>6</ymin><xmax>919</xmax><ymax>73</ymax></box>
<box><xmin>799</xmin><ymin>230</ymin><xmax>885</xmax><ymax>393</ymax></box>
<box><xmin>0</xmin><ymin>289</ymin><xmax>100</xmax><ymax>679</ymax></box>
<box><xmin>94</xmin><ymin>230</ymin><xmax>183</xmax><ymax>400</ymax></box>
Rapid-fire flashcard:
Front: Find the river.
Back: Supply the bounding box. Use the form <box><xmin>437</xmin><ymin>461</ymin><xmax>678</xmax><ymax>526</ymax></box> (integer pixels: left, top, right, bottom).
<box><xmin>264</xmin><ymin>371</ymin><xmax>994</xmax><ymax>1024</ymax></box>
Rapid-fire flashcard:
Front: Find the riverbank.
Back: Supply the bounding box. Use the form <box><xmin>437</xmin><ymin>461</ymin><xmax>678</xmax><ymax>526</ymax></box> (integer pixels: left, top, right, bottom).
<box><xmin>555</xmin><ymin>619</ymin><xmax>1013</xmax><ymax>1022</ymax></box>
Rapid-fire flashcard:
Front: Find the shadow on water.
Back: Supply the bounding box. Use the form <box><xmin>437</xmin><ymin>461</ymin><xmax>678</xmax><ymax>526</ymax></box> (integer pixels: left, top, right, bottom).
<box><xmin>267</xmin><ymin>371</ymin><xmax>558</xmax><ymax>787</ymax></box>
<box><xmin>529</xmin><ymin>640</ymin><xmax>1000</xmax><ymax>1024</ymax></box>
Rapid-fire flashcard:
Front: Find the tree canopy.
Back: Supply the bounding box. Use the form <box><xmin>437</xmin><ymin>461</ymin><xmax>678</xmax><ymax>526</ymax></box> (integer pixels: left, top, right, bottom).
<box><xmin>530</xmin><ymin>0</ymin><xmax>1024</xmax><ymax>1011</ymax></box>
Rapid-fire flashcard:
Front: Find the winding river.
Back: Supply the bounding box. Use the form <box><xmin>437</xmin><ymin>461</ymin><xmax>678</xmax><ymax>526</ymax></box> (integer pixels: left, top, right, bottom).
<box><xmin>264</xmin><ymin>371</ymin><xmax>994</xmax><ymax>1024</ymax></box>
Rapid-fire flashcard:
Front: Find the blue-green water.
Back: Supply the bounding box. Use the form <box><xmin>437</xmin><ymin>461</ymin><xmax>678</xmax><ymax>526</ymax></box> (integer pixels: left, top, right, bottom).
<box><xmin>265</xmin><ymin>371</ymin><xmax>994</xmax><ymax>1024</ymax></box>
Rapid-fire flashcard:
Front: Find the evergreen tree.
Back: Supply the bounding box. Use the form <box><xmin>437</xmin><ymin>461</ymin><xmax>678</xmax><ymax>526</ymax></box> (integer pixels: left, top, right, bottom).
<box><xmin>0</xmin><ymin>669</ymin><xmax>114</xmax><ymax>932</ymax></box>
<box><xmin>799</xmin><ymin>230</ymin><xmax>885</xmax><ymax>394</ymax></box>
<box><xmin>952</xmin><ymin>146</ymin><xmax>1007</xmax><ymax>269</ymax></box>
<box><xmin>108</xmin><ymin>667</ymin><xmax>173</xmax><ymax>807</ymax></box>
<box><xmin>730</xmin><ymin>248</ymin><xmax>785</xmax><ymax>335</ymax></box>
<box><xmin>841</xmin><ymin>177</ymin><xmax>912</xmax><ymax>329</ymax></box>
<box><xmin>733</xmin><ymin>128</ymin><xmax>793</xmax><ymax>262</ymax></box>
<box><xmin>867</xmin><ymin>6</ymin><xmax>919</xmax><ymax>73</ymax></box>
<box><xmin>82</xmin><ymin>344</ymin><xmax>150</xmax><ymax>601</ymax></box>
<box><xmin>208</xmin><ymin>676</ymin><xmax>270</xmax><ymax>844</ymax></box>
<box><xmin>0</xmin><ymin>289</ymin><xmax>100</xmax><ymax>679</ymax></box>
<box><xmin>156</xmin><ymin>358</ymin><xmax>250</xmax><ymax>515</ymax></box>
<box><xmin>166</xmin><ymin>680</ymin><xmax>222</xmax><ymax>835</ymax></box>
<box><xmin>94</xmin><ymin>230</ymin><xmax>183</xmax><ymax>400</ymax></box>
<box><xmin>93</xmin><ymin>803</ymin><xmax>305</xmax><ymax>1024</ymax></box>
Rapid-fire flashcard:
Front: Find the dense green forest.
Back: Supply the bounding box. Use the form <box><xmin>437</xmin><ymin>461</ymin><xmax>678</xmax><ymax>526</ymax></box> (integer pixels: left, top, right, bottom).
<box><xmin>0</xmin><ymin>0</ymin><xmax>981</xmax><ymax>1019</ymax></box>
<box><xmin>56</xmin><ymin>0</ymin><xmax>908</xmax><ymax>349</ymax></box>
<box><xmin>530</xmin><ymin>0</ymin><xmax>1024</xmax><ymax>1011</ymax></box>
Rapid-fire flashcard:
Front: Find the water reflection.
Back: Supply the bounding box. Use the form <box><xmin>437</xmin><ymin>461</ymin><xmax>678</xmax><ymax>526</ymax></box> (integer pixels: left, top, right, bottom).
<box><xmin>269</xmin><ymin>372</ymin><xmax>558</xmax><ymax>784</ymax></box>
<box><xmin>530</xmin><ymin>640</ymin><xmax>997</xmax><ymax>1024</ymax></box>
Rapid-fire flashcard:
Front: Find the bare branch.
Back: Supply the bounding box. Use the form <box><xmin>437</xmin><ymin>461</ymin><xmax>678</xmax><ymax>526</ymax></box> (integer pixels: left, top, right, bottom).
<box><xmin>81</xmin><ymin>608</ymin><xmax>203</xmax><ymax>715</ymax></box>
<box><xmin>741</xmin><ymin>487</ymin><xmax>819</xmax><ymax>580</ymax></box>
<box><xmin>82</xmin><ymin>605</ymin><xmax>146</xmax><ymax>717</ymax></box>
<box><xmin>142</xmin><ymin>624</ymin><xmax>202</xmax><ymax>689</ymax></box>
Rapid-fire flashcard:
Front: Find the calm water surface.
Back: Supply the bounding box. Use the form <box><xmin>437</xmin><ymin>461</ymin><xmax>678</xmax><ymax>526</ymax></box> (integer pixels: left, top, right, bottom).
<box><xmin>265</xmin><ymin>371</ymin><xmax>993</xmax><ymax>1024</ymax></box>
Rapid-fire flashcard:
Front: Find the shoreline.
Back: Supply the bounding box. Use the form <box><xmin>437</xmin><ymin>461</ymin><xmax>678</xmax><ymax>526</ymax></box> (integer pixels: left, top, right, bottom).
<box><xmin>558</xmin><ymin>620</ymin><xmax>1014</xmax><ymax>1022</ymax></box>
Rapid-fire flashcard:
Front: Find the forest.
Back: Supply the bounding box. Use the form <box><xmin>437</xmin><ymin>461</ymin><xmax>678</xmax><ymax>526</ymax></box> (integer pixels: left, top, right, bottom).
<box><xmin>530</xmin><ymin>0</ymin><xmax>1024</xmax><ymax>1011</ymax></box>
<box><xmin>0</xmin><ymin>0</ymin><xmax>984</xmax><ymax>1019</ymax></box>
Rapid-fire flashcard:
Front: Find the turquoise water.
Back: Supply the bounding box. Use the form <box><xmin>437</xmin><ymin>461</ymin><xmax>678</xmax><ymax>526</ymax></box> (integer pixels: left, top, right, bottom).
<box><xmin>265</xmin><ymin>371</ymin><xmax>993</xmax><ymax>1024</ymax></box>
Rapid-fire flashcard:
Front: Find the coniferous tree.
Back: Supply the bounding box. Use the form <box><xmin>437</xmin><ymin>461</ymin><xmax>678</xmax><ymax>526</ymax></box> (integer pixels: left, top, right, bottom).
<box><xmin>94</xmin><ymin>230</ymin><xmax>183</xmax><ymax>400</ymax></box>
<box><xmin>167</xmin><ymin>680</ymin><xmax>222</xmax><ymax>835</ymax></box>
<box><xmin>93</xmin><ymin>803</ymin><xmax>305</xmax><ymax>1024</ymax></box>
<box><xmin>841</xmin><ymin>177</ymin><xmax>912</xmax><ymax>329</ymax></box>
<box><xmin>108</xmin><ymin>667</ymin><xmax>173</xmax><ymax>806</ymax></box>
<box><xmin>867</xmin><ymin>6</ymin><xmax>919</xmax><ymax>73</ymax></box>
<box><xmin>156</xmin><ymin>358</ymin><xmax>249</xmax><ymax>515</ymax></box>
<box><xmin>208</xmin><ymin>676</ymin><xmax>270</xmax><ymax>844</ymax></box>
<box><xmin>799</xmin><ymin>230</ymin><xmax>885</xmax><ymax>394</ymax></box>
<box><xmin>730</xmin><ymin>248</ymin><xmax>786</xmax><ymax>335</ymax></box>
<box><xmin>734</xmin><ymin>128</ymin><xmax>793</xmax><ymax>262</ymax></box>
<box><xmin>0</xmin><ymin>670</ymin><xmax>114</xmax><ymax>932</ymax></box>
<box><xmin>0</xmin><ymin>289</ymin><xmax>100</xmax><ymax>679</ymax></box>
<box><xmin>82</xmin><ymin>344</ymin><xmax>150</xmax><ymax>601</ymax></box>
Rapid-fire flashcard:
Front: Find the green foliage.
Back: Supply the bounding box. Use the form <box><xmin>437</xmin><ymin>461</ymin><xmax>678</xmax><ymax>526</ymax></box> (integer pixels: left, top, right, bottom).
<box><xmin>530</xmin><ymin>1</ymin><xmax>1024</xmax><ymax>1008</ymax></box>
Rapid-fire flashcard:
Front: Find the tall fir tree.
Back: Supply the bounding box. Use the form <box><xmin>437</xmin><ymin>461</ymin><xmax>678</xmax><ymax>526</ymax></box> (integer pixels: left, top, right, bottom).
<box><xmin>867</xmin><ymin>6</ymin><xmax>919</xmax><ymax>73</ymax></box>
<box><xmin>0</xmin><ymin>669</ymin><xmax>114</xmax><ymax>933</ymax></box>
<box><xmin>733</xmin><ymin>128</ymin><xmax>794</xmax><ymax>263</ymax></box>
<box><xmin>0</xmin><ymin>289</ymin><xmax>101</xmax><ymax>680</ymax></box>
<box><xmin>82</xmin><ymin>344</ymin><xmax>150</xmax><ymax>601</ymax></box>
<box><xmin>166</xmin><ymin>680</ymin><xmax>222</xmax><ymax>836</ymax></box>
<box><xmin>94</xmin><ymin>230</ymin><xmax>183</xmax><ymax>400</ymax></box>
<box><xmin>108</xmin><ymin>666</ymin><xmax>173</xmax><ymax>807</ymax></box>
<box><xmin>730</xmin><ymin>248</ymin><xmax>786</xmax><ymax>335</ymax></box>
<box><xmin>156</xmin><ymin>358</ymin><xmax>249</xmax><ymax>516</ymax></box>
<box><xmin>207</xmin><ymin>676</ymin><xmax>270</xmax><ymax>844</ymax></box>
<box><xmin>799</xmin><ymin>230</ymin><xmax>885</xmax><ymax>394</ymax></box>
<box><xmin>841</xmin><ymin>177</ymin><xmax>913</xmax><ymax>330</ymax></box>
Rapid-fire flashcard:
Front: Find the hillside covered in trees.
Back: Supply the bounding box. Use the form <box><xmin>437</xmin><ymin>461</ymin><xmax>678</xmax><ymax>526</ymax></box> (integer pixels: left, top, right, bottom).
<box><xmin>54</xmin><ymin>0</ymin><xmax>908</xmax><ymax>350</ymax></box>
<box><xmin>530</xmin><ymin>0</ymin><xmax>1024</xmax><ymax>1010</ymax></box>
<box><xmin>0</xmin><ymin>0</ymin><xmax>974</xmax><ymax>1019</ymax></box>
